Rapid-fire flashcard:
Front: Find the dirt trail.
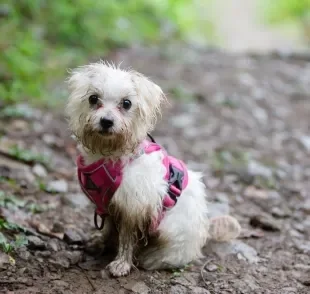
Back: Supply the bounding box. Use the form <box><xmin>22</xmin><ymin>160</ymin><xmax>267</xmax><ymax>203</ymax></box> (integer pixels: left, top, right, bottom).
<box><xmin>211</xmin><ymin>0</ymin><xmax>306</xmax><ymax>52</ymax></box>
<box><xmin>1</xmin><ymin>47</ymin><xmax>310</xmax><ymax>294</ymax></box>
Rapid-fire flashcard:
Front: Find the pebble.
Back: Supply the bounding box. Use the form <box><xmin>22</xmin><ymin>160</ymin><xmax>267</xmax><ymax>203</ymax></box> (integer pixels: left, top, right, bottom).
<box><xmin>247</xmin><ymin>160</ymin><xmax>273</xmax><ymax>178</ymax></box>
<box><xmin>47</xmin><ymin>239</ymin><xmax>60</xmax><ymax>252</ymax></box>
<box><xmin>17</xmin><ymin>247</ymin><xmax>31</xmax><ymax>261</ymax></box>
<box><xmin>208</xmin><ymin>240</ymin><xmax>259</xmax><ymax>264</ymax></box>
<box><xmin>302</xmin><ymin>199</ymin><xmax>310</xmax><ymax>214</ymax></box>
<box><xmin>35</xmin><ymin>251</ymin><xmax>52</xmax><ymax>258</ymax></box>
<box><xmin>27</xmin><ymin>236</ymin><xmax>46</xmax><ymax>250</ymax></box>
<box><xmin>171</xmin><ymin>277</ymin><xmax>192</xmax><ymax>287</ymax></box>
<box><xmin>271</xmin><ymin>207</ymin><xmax>291</xmax><ymax>218</ymax></box>
<box><xmin>100</xmin><ymin>269</ymin><xmax>110</xmax><ymax>279</ymax></box>
<box><xmin>47</xmin><ymin>180</ymin><xmax>68</xmax><ymax>193</ymax></box>
<box><xmin>32</xmin><ymin>164</ymin><xmax>47</xmax><ymax>178</ymax></box>
<box><xmin>61</xmin><ymin>251</ymin><xmax>82</xmax><ymax>265</ymax></box>
<box><xmin>295</xmin><ymin>240</ymin><xmax>310</xmax><ymax>254</ymax></box>
<box><xmin>168</xmin><ymin>285</ymin><xmax>188</xmax><ymax>294</ymax></box>
<box><xmin>208</xmin><ymin>202</ymin><xmax>230</xmax><ymax>218</ymax></box>
<box><xmin>250</xmin><ymin>214</ymin><xmax>281</xmax><ymax>231</ymax></box>
<box><xmin>205</xmin><ymin>263</ymin><xmax>218</xmax><ymax>272</ymax></box>
<box><xmin>64</xmin><ymin>228</ymin><xmax>84</xmax><ymax>244</ymax></box>
<box><xmin>52</xmin><ymin>280</ymin><xmax>70</xmax><ymax>289</ymax></box>
<box><xmin>190</xmin><ymin>287</ymin><xmax>211</xmax><ymax>294</ymax></box>
<box><xmin>0</xmin><ymin>251</ymin><xmax>10</xmax><ymax>269</ymax></box>
<box><xmin>123</xmin><ymin>281</ymin><xmax>150</xmax><ymax>294</ymax></box>
<box><xmin>11</xmin><ymin>120</ymin><xmax>29</xmax><ymax>132</ymax></box>
<box><xmin>49</xmin><ymin>256</ymin><xmax>70</xmax><ymax>269</ymax></box>
<box><xmin>170</xmin><ymin>114</ymin><xmax>195</xmax><ymax>129</ymax></box>
<box><xmin>298</xmin><ymin>135</ymin><xmax>310</xmax><ymax>152</ymax></box>
<box><xmin>63</xmin><ymin>193</ymin><xmax>89</xmax><ymax>209</ymax></box>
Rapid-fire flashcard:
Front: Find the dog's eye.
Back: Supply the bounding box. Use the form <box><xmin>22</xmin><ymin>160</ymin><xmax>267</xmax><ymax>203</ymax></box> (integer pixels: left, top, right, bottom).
<box><xmin>122</xmin><ymin>99</ymin><xmax>132</xmax><ymax>110</ymax></box>
<box><xmin>89</xmin><ymin>95</ymin><xmax>99</xmax><ymax>105</ymax></box>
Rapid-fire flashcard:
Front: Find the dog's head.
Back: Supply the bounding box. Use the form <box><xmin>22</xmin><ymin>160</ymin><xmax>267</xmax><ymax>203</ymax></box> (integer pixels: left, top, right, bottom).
<box><xmin>66</xmin><ymin>62</ymin><xmax>165</xmax><ymax>155</ymax></box>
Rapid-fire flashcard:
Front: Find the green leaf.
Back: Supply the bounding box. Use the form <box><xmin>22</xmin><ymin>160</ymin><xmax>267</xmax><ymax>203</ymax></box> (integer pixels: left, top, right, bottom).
<box><xmin>14</xmin><ymin>234</ymin><xmax>28</xmax><ymax>248</ymax></box>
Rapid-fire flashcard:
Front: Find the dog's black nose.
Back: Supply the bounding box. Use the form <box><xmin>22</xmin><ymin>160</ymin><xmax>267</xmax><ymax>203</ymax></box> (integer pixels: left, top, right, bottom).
<box><xmin>100</xmin><ymin>118</ymin><xmax>114</xmax><ymax>129</ymax></box>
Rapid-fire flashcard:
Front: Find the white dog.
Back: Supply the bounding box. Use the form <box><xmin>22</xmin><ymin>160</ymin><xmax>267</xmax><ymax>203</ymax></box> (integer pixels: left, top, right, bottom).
<box><xmin>66</xmin><ymin>62</ymin><xmax>241</xmax><ymax>277</ymax></box>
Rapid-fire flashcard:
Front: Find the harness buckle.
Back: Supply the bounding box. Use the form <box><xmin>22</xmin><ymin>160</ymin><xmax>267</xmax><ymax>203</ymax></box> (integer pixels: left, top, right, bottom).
<box><xmin>167</xmin><ymin>164</ymin><xmax>184</xmax><ymax>204</ymax></box>
<box><xmin>94</xmin><ymin>211</ymin><xmax>105</xmax><ymax>230</ymax></box>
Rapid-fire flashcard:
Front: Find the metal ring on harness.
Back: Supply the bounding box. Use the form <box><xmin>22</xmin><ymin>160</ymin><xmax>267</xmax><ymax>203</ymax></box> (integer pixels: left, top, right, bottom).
<box><xmin>94</xmin><ymin>212</ymin><xmax>104</xmax><ymax>230</ymax></box>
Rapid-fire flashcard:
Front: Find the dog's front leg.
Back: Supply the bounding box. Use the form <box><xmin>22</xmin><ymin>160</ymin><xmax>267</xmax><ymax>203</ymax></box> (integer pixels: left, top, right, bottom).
<box><xmin>106</xmin><ymin>225</ymin><xmax>134</xmax><ymax>277</ymax></box>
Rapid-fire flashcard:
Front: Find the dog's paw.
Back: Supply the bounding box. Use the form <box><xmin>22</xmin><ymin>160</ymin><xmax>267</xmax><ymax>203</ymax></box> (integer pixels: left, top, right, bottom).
<box><xmin>209</xmin><ymin>215</ymin><xmax>241</xmax><ymax>242</ymax></box>
<box><xmin>106</xmin><ymin>259</ymin><xmax>131</xmax><ymax>277</ymax></box>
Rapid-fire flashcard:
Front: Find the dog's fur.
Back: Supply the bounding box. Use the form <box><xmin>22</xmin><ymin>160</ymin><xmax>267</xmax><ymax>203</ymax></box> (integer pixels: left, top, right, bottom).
<box><xmin>66</xmin><ymin>62</ymin><xmax>241</xmax><ymax>277</ymax></box>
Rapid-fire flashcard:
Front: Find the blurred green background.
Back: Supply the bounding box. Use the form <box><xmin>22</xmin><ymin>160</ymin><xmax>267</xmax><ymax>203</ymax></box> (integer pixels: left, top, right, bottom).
<box><xmin>1</xmin><ymin>0</ymin><xmax>310</xmax><ymax>107</ymax></box>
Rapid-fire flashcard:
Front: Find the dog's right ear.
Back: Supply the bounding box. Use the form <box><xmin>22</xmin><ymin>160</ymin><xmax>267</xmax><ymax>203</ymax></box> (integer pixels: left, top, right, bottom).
<box><xmin>66</xmin><ymin>68</ymin><xmax>86</xmax><ymax>93</ymax></box>
<box><xmin>131</xmin><ymin>71</ymin><xmax>166</xmax><ymax>128</ymax></box>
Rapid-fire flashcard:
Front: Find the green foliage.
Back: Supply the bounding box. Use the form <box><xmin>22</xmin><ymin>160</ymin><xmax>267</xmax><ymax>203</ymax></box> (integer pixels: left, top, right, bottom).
<box><xmin>0</xmin><ymin>191</ymin><xmax>47</xmax><ymax>213</ymax></box>
<box><xmin>0</xmin><ymin>0</ymin><xmax>212</xmax><ymax>105</ymax></box>
<box><xmin>0</xmin><ymin>230</ymin><xmax>28</xmax><ymax>254</ymax></box>
<box><xmin>262</xmin><ymin>0</ymin><xmax>310</xmax><ymax>23</ymax></box>
<box><xmin>9</xmin><ymin>145</ymin><xmax>49</xmax><ymax>166</ymax></box>
<box><xmin>211</xmin><ymin>149</ymin><xmax>250</xmax><ymax>173</ymax></box>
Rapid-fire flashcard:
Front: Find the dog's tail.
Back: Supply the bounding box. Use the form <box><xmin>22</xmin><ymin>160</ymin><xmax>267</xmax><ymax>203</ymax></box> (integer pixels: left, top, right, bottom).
<box><xmin>209</xmin><ymin>215</ymin><xmax>241</xmax><ymax>242</ymax></box>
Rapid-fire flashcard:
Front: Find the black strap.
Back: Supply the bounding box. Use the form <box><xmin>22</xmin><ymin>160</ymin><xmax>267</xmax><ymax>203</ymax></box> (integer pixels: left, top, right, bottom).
<box><xmin>147</xmin><ymin>133</ymin><xmax>156</xmax><ymax>143</ymax></box>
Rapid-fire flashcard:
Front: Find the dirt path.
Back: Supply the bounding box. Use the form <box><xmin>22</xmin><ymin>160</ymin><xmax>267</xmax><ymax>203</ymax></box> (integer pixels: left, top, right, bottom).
<box><xmin>211</xmin><ymin>0</ymin><xmax>306</xmax><ymax>52</ymax></box>
<box><xmin>1</xmin><ymin>47</ymin><xmax>310</xmax><ymax>294</ymax></box>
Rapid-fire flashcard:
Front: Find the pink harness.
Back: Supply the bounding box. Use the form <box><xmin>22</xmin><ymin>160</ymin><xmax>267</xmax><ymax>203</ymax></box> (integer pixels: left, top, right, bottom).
<box><xmin>77</xmin><ymin>137</ymin><xmax>188</xmax><ymax>231</ymax></box>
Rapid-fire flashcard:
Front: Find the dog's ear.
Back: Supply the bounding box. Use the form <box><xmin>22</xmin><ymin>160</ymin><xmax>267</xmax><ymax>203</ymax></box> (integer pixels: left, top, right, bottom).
<box><xmin>66</xmin><ymin>68</ymin><xmax>88</xmax><ymax>94</ymax></box>
<box><xmin>131</xmin><ymin>72</ymin><xmax>166</xmax><ymax>128</ymax></box>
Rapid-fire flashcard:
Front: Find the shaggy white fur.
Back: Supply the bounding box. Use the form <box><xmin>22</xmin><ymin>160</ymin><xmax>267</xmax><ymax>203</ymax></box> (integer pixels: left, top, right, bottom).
<box><xmin>66</xmin><ymin>62</ymin><xmax>241</xmax><ymax>277</ymax></box>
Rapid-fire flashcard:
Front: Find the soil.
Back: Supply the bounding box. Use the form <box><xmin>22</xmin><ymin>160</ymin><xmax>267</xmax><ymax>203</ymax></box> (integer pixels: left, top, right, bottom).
<box><xmin>1</xmin><ymin>46</ymin><xmax>310</xmax><ymax>294</ymax></box>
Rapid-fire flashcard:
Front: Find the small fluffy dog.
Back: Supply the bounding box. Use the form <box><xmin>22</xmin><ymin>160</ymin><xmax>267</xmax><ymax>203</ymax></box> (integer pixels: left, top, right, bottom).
<box><xmin>66</xmin><ymin>62</ymin><xmax>241</xmax><ymax>277</ymax></box>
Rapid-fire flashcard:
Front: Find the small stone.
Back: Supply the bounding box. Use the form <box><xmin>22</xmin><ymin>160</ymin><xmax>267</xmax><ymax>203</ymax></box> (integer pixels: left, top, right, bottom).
<box><xmin>35</xmin><ymin>251</ymin><xmax>52</xmax><ymax>258</ymax></box>
<box><xmin>63</xmin><ymin>193</ymin><xmax>89</xmax><ymax>209</ymax></box>
<box><xmin>294</xmin><ymin>264</ymin><xmax>310</xmax><ymax>271</ymax></box>
<box><xmin>52</xmin><ymin>222</ymin><xmax>64</xmax><ymax>233</ymax></box>
<box><xmin>52</xmin><ymin>280</ymin><xmax>70</xmax><ymax>289</ymax></box>
<box><xmin>168</xmin><ymin>285</ymin><xmax>188</xmax><ymax>294</ymax></box>
<box><xmin>214</xmin><ymin>192</ymin><xmax>229</xmax><ymax>203</ymax></box>
<box><xmin>18</xmin><ymin>267</ymin><xmax>27</xmax><ymax>275</ymax></box>
<box><xmin>11</xmin><ymin>120</ymin><xmax>29</xmax><ymax>132</ymax></box>
<box><xmin>47</xmin><ymin>180</ymin><xmax>68</xmax><ymax>193</ymax></box>
<box><xmin>171</xmin><ymin>276</ymin><xmax>191</xmax><ymax>287</ymax></box>
<box><xmin>61</xmin><ymin>251</ymin><xmax>82</xmax><ymax>265</ymax></box>
<box><xmin>208</xmin><ymin>240</ymin><xmax>259</xmax><ymax>264</ymax></box>
<box><xmin>302</xmin><ymin>199</ymin><xmax>310</xmax><ymax>214</ymax></box>
<box><xmin>271</xmin><ymin>207</ymin><xmax>291</xmax><ymax>218</ymax></box>
<box><xmin>27</xmin><ymin>236</ymin><xmax>46</xmax><ymax>250</ymax></box>
<box><xmin>42</xmin><ymin>134</ymin><xmax>63</xmax><ymax>148</ymax></box>
<box><xmin>100</xmin><ymin>269</ymin><xmax>110</xmax><ymax>279</ymax></box>
<box><xmin>47</xmin><ymin>239</ymin><xmax>59</xmax><ymax>252</ymax></box>
<box><xmin>49</xmin><ymin>256</ymin><xmax>70</xmax><ymax>268</ymax></box>
<box><xmin>299</xmin><ymin>135</ymin><xmax>310</xmax><ymax>152</ymax></box>
<box><xmin>17</xmin><ymin>248</ymin><xmax>31</xmax><ymax>261</ymax></box>
<box><xmin>124</xmin><ymin>281</ymin><xmax>150</xmax><ymax>294</ymax></box>
<box><xmin>170</xmin><ymin>114</ymin><xmax>195</xmax><ymax>129</ymax></box>
<box><xmin>244</xmin><ymin>186</ymin><xmax>268</xmax><ymax>199</ymax></box>
<box><xmin>250</xmin><ymin>214</ymin><xmax>281</xmax><ymax>231</ymax></box>
<box><xmin>0</xmin><ymin>251</ymin><xmax>10</xmax><ymax>269</ymax></box>
<box><xmin>208</xmin><ymin>202</ymin><xmax>230</xmax><ymax>218</ymax></box>
<box><xmin>205</xmin><ymin>264</ymin><xmax>218</xmax><ymax>272</ymax></box>
<box><xmin>32</xmin><ymin>164</ymin><xmax>47</xmax><ymax>178</ymax></box>
<box><xmin>190</xmin><ymin>287</ymin><xmax>211</xmax><ymax>294</ymax></box>
<box><xmin>247</xmin><ymin>160</ymin><xmax>273</xmax><ymax>178</ymax></box>
<box><xmin>64</xmin><ymin>228</ymin><xmax>84</xmax><ymax>244</ymax></box>
<box><xmin>295</xmin><ymin>240</ymin><xmax>310</xmax><ymax>254</ymax></box>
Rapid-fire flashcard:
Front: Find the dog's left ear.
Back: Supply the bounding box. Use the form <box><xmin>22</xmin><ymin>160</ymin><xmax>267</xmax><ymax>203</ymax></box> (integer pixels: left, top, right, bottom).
<box><xmin>131</xmin><ymin>72</ymin><xmax>166</xmax><ymax>128</ymax></box>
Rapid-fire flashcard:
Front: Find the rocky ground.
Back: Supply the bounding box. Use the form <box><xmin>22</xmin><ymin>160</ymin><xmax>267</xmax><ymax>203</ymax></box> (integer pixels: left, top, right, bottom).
<box><xmin>1</xmin><ymin>46</ymin><xmax>310</xmax><ymax>294</ymax></box>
